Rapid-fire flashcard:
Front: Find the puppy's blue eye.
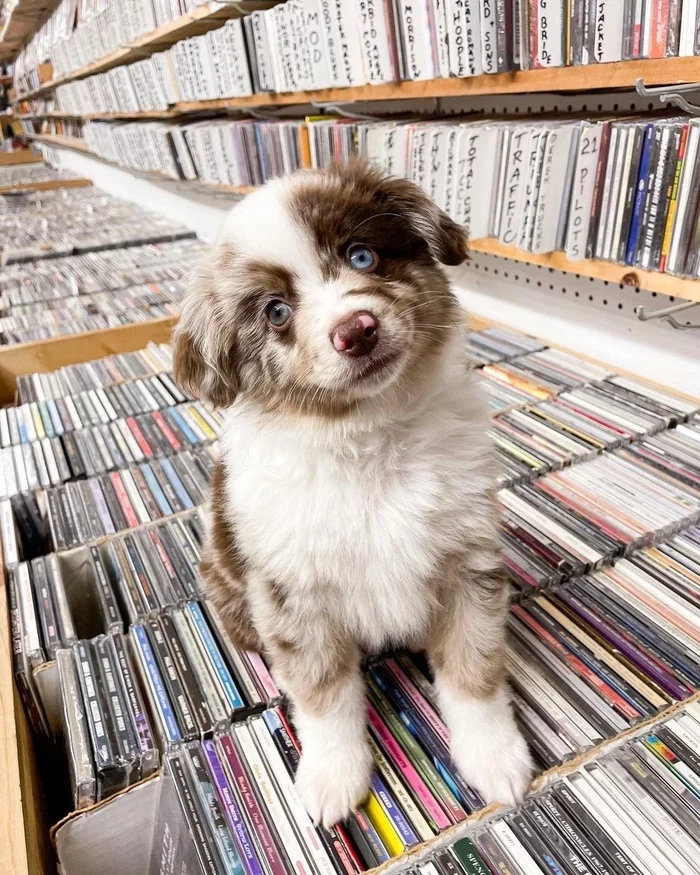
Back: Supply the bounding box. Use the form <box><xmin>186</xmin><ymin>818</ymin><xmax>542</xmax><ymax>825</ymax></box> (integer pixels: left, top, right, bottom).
<box><xmin>347</xmin><ymin>244</ymin><xmax>378</xmax><ymax>271</ymax></box>
<box><xmin>266</xmin><ymin>300</ymin><xmax>293</xmax><ymax>328</ymax></box>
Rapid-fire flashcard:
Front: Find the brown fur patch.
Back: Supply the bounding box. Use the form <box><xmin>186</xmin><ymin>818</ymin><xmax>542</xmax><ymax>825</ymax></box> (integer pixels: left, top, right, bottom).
<box><xmin>427</xmin><ymin>552</ymin><xmax>509</xmax><ymax>700</ymax></box>
<box><xmin>200</xmin><ymin>461</ymin><xmax>261</xmax><ymax>652</ymax></box>
<box><xmin>268</xmin><ymin>630</ymin><xmax>359</xmax><ymax>717</ymax></box>
<box><xmin>289</xmin><ymin>159</ymin><xmax>468</xmax><ymax>268</ymax></box>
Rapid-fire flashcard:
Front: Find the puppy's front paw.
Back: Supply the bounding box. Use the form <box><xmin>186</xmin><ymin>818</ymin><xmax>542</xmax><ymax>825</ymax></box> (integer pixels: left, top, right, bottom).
<box><xmin>440</xmin><ymin>686</ymin><xmax>533</xmax><ymax>808</ymax></box>
<box><xmin>295</xmin><ymin>741</ymin><xmax>373</xmax><ymax>829</ymax></box>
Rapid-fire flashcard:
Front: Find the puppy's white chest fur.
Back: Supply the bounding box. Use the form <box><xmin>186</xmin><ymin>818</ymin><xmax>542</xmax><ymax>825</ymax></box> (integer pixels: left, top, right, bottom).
<box><xmin>221</xmin><ymin>366</ymin><xmax>494</xmax><ymax>649</ymax></box>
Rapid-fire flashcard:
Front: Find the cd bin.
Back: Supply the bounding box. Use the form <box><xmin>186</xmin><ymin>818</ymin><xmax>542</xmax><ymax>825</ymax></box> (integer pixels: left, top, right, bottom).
<box><xmin>3</xmin><ymin>543</ymin><xmax>162</xmax><ymax>875</ymax></box>
<box><xmin>0</xmin><ymin>286</ymin><xmax>178</xmax><ymax>875</ymax></box>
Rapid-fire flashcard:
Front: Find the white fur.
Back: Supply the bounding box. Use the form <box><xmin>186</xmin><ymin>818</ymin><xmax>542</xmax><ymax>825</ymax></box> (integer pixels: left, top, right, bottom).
<box><xmin>221</xmin><ymin>335</ymin><xmax>515</xmax><ymax>820</ymax></box>
<box><xmin>220</xmin><ymin>179</ymin><xmax>321</xmax><ymax>282</ymax></box>
<box><xmin>293</xmin><ymin>674</ymin><xmax>373</xmax><ymax>829</ymax></box>
<box><xmin>436</xmin><ymin>680</ymin><xmax>532</xmax><ymax>808</ymax></box>
<box><xmin>221</xmin><ymin>337</ymin><xmax>496</xmax><ymax>651</ymax></box>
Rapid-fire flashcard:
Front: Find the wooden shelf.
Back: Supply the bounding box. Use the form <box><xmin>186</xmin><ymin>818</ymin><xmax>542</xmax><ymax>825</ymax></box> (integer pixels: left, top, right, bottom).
<box><xmin>0</xmin><ymin>0</ymin><xmax>63</xmax><ymax>61</ymax></box>
<box><xmin>0</xmin><ymin>150</ymin><xmax>42</xmax><ymax>165</ymax></box>
<box><xmin>469</xmin><ymin>239</ymin><xmax>700</xmax><ymax>305</ymax></box>
<box><xmin>17</xmin><ymin>109</ymin><xmax>181</xmax><ymax>121</ymax></box>
<box><xmin>22</xmin><ymin>132</ymin><xmax>91</xmax><ymax>152</ymax></box>
<box><xmin>15</xmin><ymin>53</ymin><xmax>700</xmax><ymax>107</ymax></box>
<box><xmin>0</xmin><ymin>176</ymin><xmax>92</xmax><ymax>193</ymax></box>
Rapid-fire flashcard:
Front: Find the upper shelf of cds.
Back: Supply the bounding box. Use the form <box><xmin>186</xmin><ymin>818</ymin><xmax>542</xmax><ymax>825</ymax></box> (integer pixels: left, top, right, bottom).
<box><xmin>15</xmin><ymin>56</ymin><xmax>700</xmax><ymax>110</ymax></box>
<box><xmin>11</xmin><ymin>0</ymin><xmax>700</xmax><ymax>107</ymax></box>
<box><xmin>0</xmin><ymin>0</ymin><xmax>63</xmax><ymax>62</ymax></box>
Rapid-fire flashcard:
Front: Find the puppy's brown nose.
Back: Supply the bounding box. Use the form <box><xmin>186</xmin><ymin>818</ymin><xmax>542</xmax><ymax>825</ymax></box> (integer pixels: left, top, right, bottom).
<box><xmin>331</xmin><ymin>311</ymin><xmax>379</xmax><ymax>357</ymax></box>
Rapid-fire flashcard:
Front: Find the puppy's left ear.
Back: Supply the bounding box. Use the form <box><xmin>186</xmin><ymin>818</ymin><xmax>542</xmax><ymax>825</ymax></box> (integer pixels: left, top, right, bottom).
<box><xmin>378</xmin><ymin>175</ymin><xmax>469</xmax><ymax>266</ymax></box>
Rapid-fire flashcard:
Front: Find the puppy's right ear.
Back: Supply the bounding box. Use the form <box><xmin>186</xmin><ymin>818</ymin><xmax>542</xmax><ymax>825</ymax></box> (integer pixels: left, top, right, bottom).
<box><xmin>172</xmin><ymin>257</ymin><xmax>239</xmax><ymax>409</ymax></box>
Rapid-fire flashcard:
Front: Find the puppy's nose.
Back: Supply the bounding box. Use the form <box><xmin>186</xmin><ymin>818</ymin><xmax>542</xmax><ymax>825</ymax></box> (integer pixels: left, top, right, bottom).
<box><xmin>331</xmin><ymin>311</ymin><xmax>379</xmax><ymax>357</ymax></box>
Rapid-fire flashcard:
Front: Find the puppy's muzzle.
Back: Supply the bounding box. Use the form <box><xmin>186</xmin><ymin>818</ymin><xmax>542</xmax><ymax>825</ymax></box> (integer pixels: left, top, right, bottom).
<box><xmin>331</xmin><ymin>311</ymin><xmax>379</xmax><ymax>358</ymax></box>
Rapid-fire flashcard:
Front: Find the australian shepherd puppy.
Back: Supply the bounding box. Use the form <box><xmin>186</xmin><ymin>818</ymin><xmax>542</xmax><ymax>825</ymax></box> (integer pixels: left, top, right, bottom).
<box><xmin>173</xmin><ymin>160</ymin><xmax>532</xmax><ymax>827</ymax></box>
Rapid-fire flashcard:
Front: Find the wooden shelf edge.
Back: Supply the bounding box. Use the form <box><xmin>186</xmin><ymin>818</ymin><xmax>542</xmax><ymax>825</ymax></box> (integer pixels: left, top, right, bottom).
<box><xmin>0</xmin><ymin>574</ymin><xmax>31</xmax><ymax>875</ymax></box>
<box><xmin>0</xmin><ymin>151</ymin><xmax>42</xmax><ymax>166</ymax></box>
<box><xmin>15</xmin><ymin>54</ymin><xmax>700</xmax><ymax>106</ymax></box>
<box><xmin>16</xmin><ymin>109</ymin><xmax>181</xmax><ymax>121</ymax></box>
<box><xmin>22</xmin><ymin>133</ymin><xmax>91</xmax><ymax>153</ymax></box>
<box><xmin>0</xmin><ymin>177</ymin><xmax>92</xmax><ymax>193</ymax></box>
<box><xmin>0</xmin><ymin>316</ymin><xmax>177</xmax><ymax>403</ymax></box>
<box><xmin>469</xmin><ymin>239</ymin><xmax>700</xmax><ymax>304</ymax></box>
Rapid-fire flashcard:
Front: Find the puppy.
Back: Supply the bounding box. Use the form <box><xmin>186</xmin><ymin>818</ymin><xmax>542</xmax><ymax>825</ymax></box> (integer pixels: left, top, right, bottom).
<box><xmin>173</xmin><ymin>160</ymin><xmax>532</xmax><ymax>828</ymax></box>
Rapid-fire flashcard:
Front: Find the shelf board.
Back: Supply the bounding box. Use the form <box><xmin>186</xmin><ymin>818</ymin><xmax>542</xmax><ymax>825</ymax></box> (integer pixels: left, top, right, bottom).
<box><xmin>15</xmin><ymin>54</ymin><xmax>700</xmax><ymax>107</ymax></box>
<box><xmin>0</xmin><ymin>315</ymin><xmax>177</xmax><ymax>403</ymax></box>
<box><xmin>16</xmin><ymin>109</ymin><xmax>181</xmax><ymax>121</ymax></box>
<box><xmin>469</xmin><ymin>239</ymin><xmax>700</xmax><ymax>305</ymax></box>
<box><xmin>0</xmin><ymin>177</ymin><xmax>92</xmax><ymax>193</ymax></box>
<box><xmin>23</xmin><ymin>133</ymin><xmax>91</xmax><ymax>152</ymax></box>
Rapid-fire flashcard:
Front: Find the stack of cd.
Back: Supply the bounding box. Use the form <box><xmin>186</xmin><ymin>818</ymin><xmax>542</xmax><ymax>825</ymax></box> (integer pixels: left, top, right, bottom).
<box><xmin>0</xmin><ymin>187</ymin><xmax>194</xmax><ymax>265</ymax></box>
<box><xmin>491</xmin><ymin>364</ymin><xmax>698</xmax><ymax>487</ymax></box>
<box><xmin>10</xmin><ymin>368</ymin><xmax>186</xmax><ymax>432</ymax></box>
<box><xmin>42</xmin><ymin>445</ymin><xmax>216</xmax><ymax>552</ymax></box>
<box><xmin>616</xmin><ymin>428</ymin><xmax>700</xmax><ymax>489</ymax></box>
<box><xmin>408</xmin><ymin>702</ymin><xmax>700</xmax><ymax>875</ymax></box>
<box><xmin>12</xmin><ymin>516</ymin><xmax>281</xmax><ymax>767</ymax></box>
<box><xmin>0</xmin><ymin>281</ymin><xmax>187</xmax><ymax>345</ymax></box>
<box><xmin>466</xmin><ymin>328</ymin><xmax>546</xmax><ymax>366</ymax></box>
<box><xmin>0</xmin><ymin>374</ymin><xmax>197</xmax><ymax>447</ymax></box>
<box><xmin>0</xmin><ymin>398</ymin><xmax>222</xmax><ymax>496</ymax></box>
<box><xmin>512</xmin><ymin>349</ymin><xmax>614</xmax><ymax>391</ymax></box>
<box><xmin>152</xmin><ymin>691</ymin><xmax>478</xmax><ymax>875</ymax></box>
<box><xmin>130</xmin><ymin>599</ymin><xmax>277</xmax><ymax>751</ymax></box>
<box><xmin>501</xmin><ymin>451</ymin><xmax>700</xmax><ymax>595</ymax></box>
<box><xmin>493</xmin><ymin>406</ymin><xmax>602</xmax><ymax>486</ymax></box>
<box><xmin>509</xmin><ymin>520</ymin><xmax>700</xmax><ymax>768</ymax></box>
<box><xmin>602</xmin><ymin>375</ymin><xmax>700</xmax><ymax>423</ymax></box>
<box><xmin>556</xmin><ymin>383</ymin><xmax>687</xmax><ymax>442</ymax></box>
<box><xmin>481</xmin><ymin>361</ymin><xmax>566</xmax><ymax>403</ymax></box>
<box><xmin>478</xmin><ymin>372</ymin><xmax>545</xmax><ymax>415</ymax></box>
<box><xmin>15</xmin><ymin>341</ymin><xmax>174</xmax><ymax>403</ymax></box>
<box><xmin>103</xmin><ymin>514</ymin><xmax>205</xmax><ymax>618</ymax></box>
<box><xmin>57</xmin><ymin>633</ymin><xmax>160</xmax><ymax>807</ymax></box>
<box><xmin>0</xmin><ymin>240</ymin><xmax>205</xmax><ymax>307</ymax></box>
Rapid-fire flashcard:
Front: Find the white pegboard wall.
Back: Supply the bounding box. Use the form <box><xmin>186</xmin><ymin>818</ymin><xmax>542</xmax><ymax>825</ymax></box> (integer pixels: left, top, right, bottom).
<box><xmin>450</xmin><ymin>252</ymin><xmax>700</xmax><ymax>396</ymax></box>
<box><xmin>272</xmin><ymin>85</ymin><xmax>687</xmax><ymax>120</ymax></box>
